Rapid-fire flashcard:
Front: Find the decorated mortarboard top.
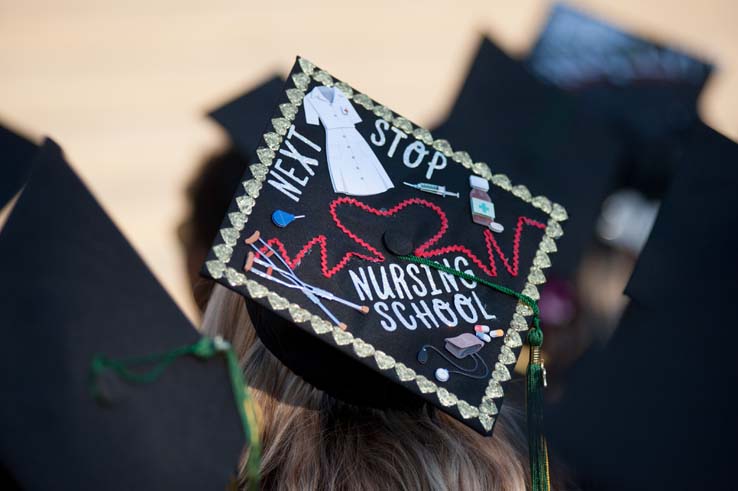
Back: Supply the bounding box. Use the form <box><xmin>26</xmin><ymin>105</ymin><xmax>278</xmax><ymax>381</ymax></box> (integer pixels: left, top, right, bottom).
<box><xmin>0</xmin><ymin>140</ymin><xmax>255</xmax><ymax>490</ymax></box>
<box><xmin>203</xmin><ymin>57</ymin><xmax>568</xmax><ymax>438</ymax></box>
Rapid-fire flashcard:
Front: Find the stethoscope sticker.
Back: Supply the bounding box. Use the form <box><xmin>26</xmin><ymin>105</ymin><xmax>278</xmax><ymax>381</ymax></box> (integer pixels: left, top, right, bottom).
<box><xmin>417</xmin><ymin>327</ymin><xmax>503</xmax><ymax>383</ymax></box>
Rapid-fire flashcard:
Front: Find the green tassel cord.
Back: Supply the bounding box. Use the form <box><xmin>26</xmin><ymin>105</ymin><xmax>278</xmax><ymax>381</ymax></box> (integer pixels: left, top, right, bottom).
<box><xmin>398</xmin><ymin>254</ymin><xmax>551</xmax><ymax>491</ymax></box>
<box><xmin>89</xmin><ymin>336</ymin><xmax>261</xmax><ymax>491</ymax></box>
<box><xmin>526</xmin><ymin>327</ymin><xmax>550</xmax><ymax>491</ymax></box>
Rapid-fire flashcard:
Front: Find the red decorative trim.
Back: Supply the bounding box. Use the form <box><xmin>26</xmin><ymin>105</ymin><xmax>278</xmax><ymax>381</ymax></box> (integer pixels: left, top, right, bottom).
<box><xmin>252</xmin><ymin>197</ymin><xmax>545</xmax><ymax>279</ymax></box>
<box><xmin>419</xmin><ymin>216</ymin><xmax>545</xmax><ymax>277</ymax></box>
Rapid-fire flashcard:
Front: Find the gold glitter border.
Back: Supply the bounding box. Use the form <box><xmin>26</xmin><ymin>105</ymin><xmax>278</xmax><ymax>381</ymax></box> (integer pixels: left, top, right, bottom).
<box><xmin>205</xmin><ymin>57</ymin><xmax>567</xmax><ymax>432</ymax></box>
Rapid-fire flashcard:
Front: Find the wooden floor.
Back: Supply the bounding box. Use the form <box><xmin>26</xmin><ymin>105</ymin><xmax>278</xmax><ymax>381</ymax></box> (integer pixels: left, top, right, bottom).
<box><xmin>2</xmin><ymin>0</ymin><xmax>736</xmax><ymax>321</ymax></box>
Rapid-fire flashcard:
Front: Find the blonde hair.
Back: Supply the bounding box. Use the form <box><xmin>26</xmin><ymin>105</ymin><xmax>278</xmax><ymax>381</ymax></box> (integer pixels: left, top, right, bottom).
<box><xmin>202</xmin><ymin>284</ymin><xmax>530</xmax><ymax>490</ymax></box>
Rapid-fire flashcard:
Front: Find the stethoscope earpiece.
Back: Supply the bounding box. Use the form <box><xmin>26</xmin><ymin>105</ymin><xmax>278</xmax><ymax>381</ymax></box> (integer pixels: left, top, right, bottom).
<box><xmin>417</xmin><ymin>346</ymin><xmax>429</xmax><ymax>364</ymax></box>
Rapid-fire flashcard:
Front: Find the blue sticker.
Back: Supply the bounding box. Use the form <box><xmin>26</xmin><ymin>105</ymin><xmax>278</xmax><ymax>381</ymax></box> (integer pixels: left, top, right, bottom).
<box><xmin>271</xmin><ymin>209</ymin><xmax>305</xmax><ymax>228</ymax></box>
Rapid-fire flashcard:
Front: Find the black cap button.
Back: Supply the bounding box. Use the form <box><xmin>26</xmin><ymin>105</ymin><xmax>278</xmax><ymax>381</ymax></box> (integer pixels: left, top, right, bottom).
<box><xmin>382</xmin><ymin>228</ymin><xmax>414</xmax><ymax>256</ymax></box>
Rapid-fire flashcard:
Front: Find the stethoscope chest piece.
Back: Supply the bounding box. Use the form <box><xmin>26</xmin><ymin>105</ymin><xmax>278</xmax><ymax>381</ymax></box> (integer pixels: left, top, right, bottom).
<box><xmin>435</xmin><ymin>368</ymin><xmax>450</xmax><ymax>382</ymax></box>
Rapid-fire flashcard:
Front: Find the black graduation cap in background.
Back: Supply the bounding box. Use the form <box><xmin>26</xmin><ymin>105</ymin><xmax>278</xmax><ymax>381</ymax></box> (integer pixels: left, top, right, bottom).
<box><xmin>434</xmin><ymin>37</ymin><xmax>623</xmax><ymax>280</ymax></box>
<box><xmin>527</xmin><ymin>3</ymin><xmax>713</xmax><ymax>197</ymax></box>
<box><xmin>209</xmin><ymin>75</ymin><xmax>285</xmax><ymax>161</ymax></box>
<box><xmin>202</xmin><ymin>56</ymin><xmax>567</xmax><ymax>440</ymax></box>
<box><xmin>545</xmin><ymin>123</ymin><xmax>738</xmax><ymax>489</ymax></box>
<box><xmin>0</xmin><ymin>140</ymin><xmax>249</xmax><ymax>490</ymax></box>
<box><xmin>0</xmin><ymin>123</ymin><xmax>37</xmax><ymax>209</ymax></box>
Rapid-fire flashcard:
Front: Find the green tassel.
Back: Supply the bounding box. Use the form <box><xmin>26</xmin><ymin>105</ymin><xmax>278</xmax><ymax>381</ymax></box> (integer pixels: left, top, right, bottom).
<box><xmin>527</xmin><ymin>328</ymin><xmax>550</xmax><ymax>491</ymax></box>
<box><xmin>394</xmin><ymin>254</ymin><xmax>552</xmax><ymax>490</ymax></box>
<box><xmin>89</xmin><ymin>336</ymin><xmax>261</xmax><ymax>491</ymax></box>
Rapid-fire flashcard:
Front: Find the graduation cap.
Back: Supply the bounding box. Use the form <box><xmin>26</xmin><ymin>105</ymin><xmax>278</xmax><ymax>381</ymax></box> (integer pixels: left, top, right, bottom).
<box><xmin>528</xmin><ymin>4</ymin><xmax>713</xmax><ymax>197</ymax></box>
<box><xmin>203</xmin><ymin>56</ymin><xmax>569</xmax><ymax>490</ymax></box>
<box><xmin>0</xmin><ymin>139</ymin><xmax>258</xmax><ymax>490</ymax></box>
<box><xmin>545</xmin><ymin>123</ymin><xmax>738</xmax><ymax>489</ymax></box>
<box><xmin>0</xmin><ymin>122</ymin><xmax>38</xmax><ymax>209</ymax></box>
<box><xmin>209</xmin><ymin>75</ymin><xmax>285</xmax><ymax>161</ymax></box>
<box><xmin>434</xmin><ymin>37</ymin><xmax>623</xmax><ymax>280</ymax></box>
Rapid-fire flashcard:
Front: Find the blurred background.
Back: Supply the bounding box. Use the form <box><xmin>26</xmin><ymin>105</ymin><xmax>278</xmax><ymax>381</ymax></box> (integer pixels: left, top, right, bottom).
<box><xmin>1</xmin><ymin>0</ymin><xmax>736</xmax><ymax>321</ymax></box>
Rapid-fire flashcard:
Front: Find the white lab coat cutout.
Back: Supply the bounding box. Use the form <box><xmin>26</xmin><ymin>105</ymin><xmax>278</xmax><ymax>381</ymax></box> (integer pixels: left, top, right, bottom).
<box><xmin>305</xmin><ymin>86</ymin><xmax>394</xmax><ymax>196</ymax></box>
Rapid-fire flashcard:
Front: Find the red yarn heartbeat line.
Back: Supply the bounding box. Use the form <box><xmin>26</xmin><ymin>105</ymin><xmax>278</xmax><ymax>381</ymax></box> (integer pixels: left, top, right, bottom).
<box><xmin>255</xmin><ymin>197</ymin><xmax>545</xmax><ymax>279</ymax></box>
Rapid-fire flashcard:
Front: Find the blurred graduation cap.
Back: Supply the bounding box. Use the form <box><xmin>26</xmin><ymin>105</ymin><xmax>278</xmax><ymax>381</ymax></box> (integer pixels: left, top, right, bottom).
<box><xmin>528</xmin><ymin>3</ymin><xmax>713</xmax><ymax>197</ymax></box>
<box><xmin>434</xmin><ymin>37</ymin><xmax>623</xmax><ymax>280</ymax></box>
<box><xmin>0</xmin><ymin>123</ymin><xmax>37</xmax><ymax>209</ymax></box>
<box><xmin>178</xmin><ymin>76</ymin><xmax>285</xmax><ymax>310</ymax></box>
<box><xmin>203</xmin><ymin>56</ymin><xmax>569</xmax><ymax>489</ymax></box>
<box><xmin>0</xmin><ymin>139</ymin><xmax>258</xmax><ymax>490</ymax></box>
<box><xmin>545</xmin><ymin>123</ymin><xmax>738</xmax><ymax>489</ymax></box>
<box><xmin>209</xmin><ymin>75</ymin><xmax>285</xmax><ymax>160</ymax></box>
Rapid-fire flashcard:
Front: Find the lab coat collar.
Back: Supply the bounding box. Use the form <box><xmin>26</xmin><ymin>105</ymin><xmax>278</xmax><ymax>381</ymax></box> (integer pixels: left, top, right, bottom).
<box><xmin>311</xmin><ymin>86</ymin><xmax>337</xmax><ymax>104</ymax></box>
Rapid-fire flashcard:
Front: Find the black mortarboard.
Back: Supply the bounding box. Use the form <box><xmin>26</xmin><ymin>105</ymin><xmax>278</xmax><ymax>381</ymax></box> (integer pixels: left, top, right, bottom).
<box><xmin>545</xmin><ymin>123</ymin><xmax>738</xmax><ymax>489</ymax></box>
<box><xmin>434</xmin><ymin>37</ymin><xmax>623</xmax><ymax>279</ymax></box>
<box><xmin>0</xmin><ymin>123</ymin><xmax>38</xmax><ymax>209</ymax></box>
<box><xmin>178</xmin><ymin>77</ymin><xmax>286</xmax><ymax>311</ymax></box>
<box><xmin>528</xmin><ymin>4</ymin><xmax>713</xmax><ymax>197</ymax></box>
<box><xmin>202</xmin><ymin>56</ymin><xmax>568</xmax><ymax>459</ymax></box>
<box><xmin>0</xmin><ymin>139</ymin><xmax>253</xmax><ymax>490</ymax></box>
<box><xmin>209</xmin><ymin>76</ymin><xmax>285</xmax><ymax>160</ymax></box>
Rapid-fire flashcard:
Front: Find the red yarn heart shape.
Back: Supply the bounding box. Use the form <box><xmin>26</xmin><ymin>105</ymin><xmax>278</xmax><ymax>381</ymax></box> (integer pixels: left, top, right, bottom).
<box><xmin>257</xmin><ymin>196</ymin><xmax>545</xmax><ymax>278</ymax></box>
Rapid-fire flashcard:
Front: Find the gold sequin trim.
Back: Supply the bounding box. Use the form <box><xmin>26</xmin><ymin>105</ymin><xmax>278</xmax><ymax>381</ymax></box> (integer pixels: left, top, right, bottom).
<box><xmin>372</xmin><ymin>104</ymin><xmax>393</xmax><ymax>121</ymax></box>
<box><xmin>527</xmin><ymin>268</ymin><xmax>546</xmax><ymax>285</ymax></box>
<box><xmin>334</xmin><ymin>81</ymin><xmax>353</xmax><ymax>98</ymax></box>
<box><xmin>291</xmin><ymin>72</ymin><xmax>310</xmax><ymax>91</ymax></box>
<box><xmin>432</xmin><ymin>139</ymin><xmax>453</xmax><ymax>157</ymax></box>
<box><xmin>263</xmin><ymin>132</ymin><xmax>281</xmax><ymax>151</ymax></box>
<box><xmin>413</xmin><ymin>127</ymin><xmax>433</xmax><ymax>145</ymax></box>
<box><xmin>286</xmin><ymin>88</ymin><xmax>305</xmax><ymax>106</ymax></box>
<box><xmin>298</xmin><ymin>58</ymin><xmax>316</xmax><ymax>75</ymax></box>
<box><xmin>393</xmin><ymin>116</ymin><xmax>413</xmax><ymax>134</ymax></box>
<box><xmin>272</xmin><ymin>117</ymin><xmax>291</xmax><ymax>136</ymax></box>
<box><xmin>279</xmin><ymin>103</ymin><xmax>298</xmax><ymax>120</ymax></box>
